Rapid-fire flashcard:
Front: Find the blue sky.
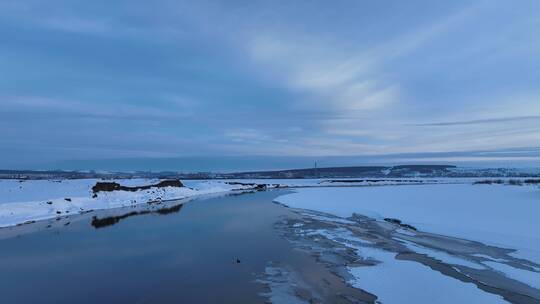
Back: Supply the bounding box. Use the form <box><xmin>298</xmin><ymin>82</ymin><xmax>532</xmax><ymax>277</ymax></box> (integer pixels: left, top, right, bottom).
<box><xmin>1</xmin><ymin>0</ymin><xmax>540</xmax><ymax>170</ymax></box>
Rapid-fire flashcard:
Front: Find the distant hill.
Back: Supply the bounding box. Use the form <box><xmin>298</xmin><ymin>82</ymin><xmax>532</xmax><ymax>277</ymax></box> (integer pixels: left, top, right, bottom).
<box><xmin>216</xmin><ymin>165</ymin><xmax>457</xmax><ymax>179</ymax></box>
<box><xmin>2</xmin><ymin>165</ymin><xmax>540</xmax><ymax>180</ymax></box>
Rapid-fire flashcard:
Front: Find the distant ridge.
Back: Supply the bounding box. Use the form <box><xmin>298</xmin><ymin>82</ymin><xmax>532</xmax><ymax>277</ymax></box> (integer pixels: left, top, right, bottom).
<box><xmin>3</xmin><ymin>165</ymin><xmax>540</xmax><ymax>179</ymax></box>
<box><xmin>218</xmin><ymin>165</ymin><xmax>457</xmax><ymax>179</ymax></box>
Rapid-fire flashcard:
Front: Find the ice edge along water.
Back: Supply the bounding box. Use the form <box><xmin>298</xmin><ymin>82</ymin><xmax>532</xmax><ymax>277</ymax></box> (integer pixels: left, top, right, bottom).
<box><xmin>274</xmin><ymin>184</ymin><xmax>540</xmax><ymax>302</ymax></box>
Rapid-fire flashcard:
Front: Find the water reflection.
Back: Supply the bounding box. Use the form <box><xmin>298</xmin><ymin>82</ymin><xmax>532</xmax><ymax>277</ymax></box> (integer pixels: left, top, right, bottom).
<box><xmin>91</xmin><ymin>203</ymin><xmax>184</xmax><ymax>229</ymax></box>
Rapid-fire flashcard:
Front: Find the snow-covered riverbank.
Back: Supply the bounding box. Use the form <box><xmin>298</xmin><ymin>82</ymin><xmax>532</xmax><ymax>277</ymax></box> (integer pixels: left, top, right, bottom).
<box><xmin>0</xmin><ymin>179</ymin><xmax>267</xmax><ymax>228</ymax></box>
<box><xmin>275</xmin><ymin>184</ymin><xmax>540</xmax><ymax>262</ymax></box>
<box><xmin>0</xmin><ymin>177</ymin><xmax>469</xmax><ymax>228</ymax></box>
<box><xmin>1</xmin><ymin>177</ymin><xmax>537</xmax><ymax>231</ymax></box>
<box><xmin>274</xmin><ymin>183</ymin><xmax>540</xmax><ymax>302</ymax></box>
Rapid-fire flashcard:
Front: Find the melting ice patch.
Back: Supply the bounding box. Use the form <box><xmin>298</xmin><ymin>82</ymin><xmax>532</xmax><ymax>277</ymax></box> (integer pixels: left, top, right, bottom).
<box><xmin>257</xmin><ymin>265</ymin><xmax>310</xmax><ymax>304</ymax></box>
<box><xmin>347</xmin><ymin>246</ymin><xmax>508</xmax><ymax>304</ymax></box>
<box><xmin>400</xmin><ymin>240</ymin><xmax>485</xmax><ymax>270</ymax></box>
<box><xmin>484</xmin><ymin>261</ymin><xmax>540</xmax><ymax>290</ymax></box>
<box><xmin>308</xmin><ymin>227</ymin><xmax>508</xmax><ymax>303</ymax></box>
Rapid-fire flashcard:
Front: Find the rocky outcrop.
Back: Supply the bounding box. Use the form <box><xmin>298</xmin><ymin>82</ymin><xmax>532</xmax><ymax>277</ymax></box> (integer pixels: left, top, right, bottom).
<box><xmin>92</xmin><ymin>179</ymin><xmax>184</xmax><ymax>193</ymax></box>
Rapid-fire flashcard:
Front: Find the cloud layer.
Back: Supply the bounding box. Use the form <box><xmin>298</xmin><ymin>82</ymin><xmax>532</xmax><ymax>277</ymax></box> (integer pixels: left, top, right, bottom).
<box><xmin>1</xmin><ymin>0</ymin><xmax>540</xmax><ymax>168</ymax></box>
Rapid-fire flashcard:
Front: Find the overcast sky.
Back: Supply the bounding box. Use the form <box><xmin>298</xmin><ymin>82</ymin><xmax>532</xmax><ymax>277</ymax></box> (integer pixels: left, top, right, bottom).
<box><xmin>1</xmin><ymin>0</ymin><xmax>540</xmax><ymax>169</ymax></box>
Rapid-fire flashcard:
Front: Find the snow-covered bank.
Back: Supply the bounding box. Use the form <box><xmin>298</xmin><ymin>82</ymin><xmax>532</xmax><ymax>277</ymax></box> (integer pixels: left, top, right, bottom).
<box><xmin>0</xmin><ymin>179</ymin><xmax>261</xmax><ymax>228</ymax></box>
<box><xmin>0</xmin><ymin>177</ymin><xmax>467</xmax><ymax>228</ymax></box>
<box><xmin>275</xmin><ymin>184</ymin><xmax>540</xmax><ymax>260</ymax></box>
<box><xmin>275</xmin><ymin>184</ymin><xmax>540</xmax><ymax>296</ymax></box>
<box><xmin>1</xmin><ymin>177</ymin><xmax>535</xmax><ymax>230</ymax></box>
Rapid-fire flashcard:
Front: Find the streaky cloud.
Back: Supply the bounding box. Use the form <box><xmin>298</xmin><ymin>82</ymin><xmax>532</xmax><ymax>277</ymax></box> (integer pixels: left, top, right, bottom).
<box><xmin>411</xmin><ymin>116</ymin><xmax>540</xmax><ymax>127</ymax></box>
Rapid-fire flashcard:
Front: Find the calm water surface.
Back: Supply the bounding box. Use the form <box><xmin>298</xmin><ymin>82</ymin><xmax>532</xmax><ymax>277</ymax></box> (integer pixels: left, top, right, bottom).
<box><xmin>0</xmin><ymin>191</ymin><xmax>299</xmax><ymax>303</ymax></box>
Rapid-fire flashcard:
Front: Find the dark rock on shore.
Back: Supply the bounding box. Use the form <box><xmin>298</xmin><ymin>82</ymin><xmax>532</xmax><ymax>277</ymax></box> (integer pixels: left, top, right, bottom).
<box><xmin>384</xmin><ymin>218</ymin><xmax>417</xmax><ymax>230</ymax></box>
<box><xmin>225</xmin><ymin>181</ymin><xmax>268</xmax><ymax>191</ymax></box>
<box><xmin>384</xmin><ymin>218</ymin><xmax>402</xmax><ymax>225</ymax></box>
<box><xmin>255</xmin><ymin>184</ymin><xmax>267</xmax><ymax>191</ymax></box>
<box><xmin>92</xmin><ymin>179</ymin><xmax>184</xmax><ymax>193</ymax></box>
